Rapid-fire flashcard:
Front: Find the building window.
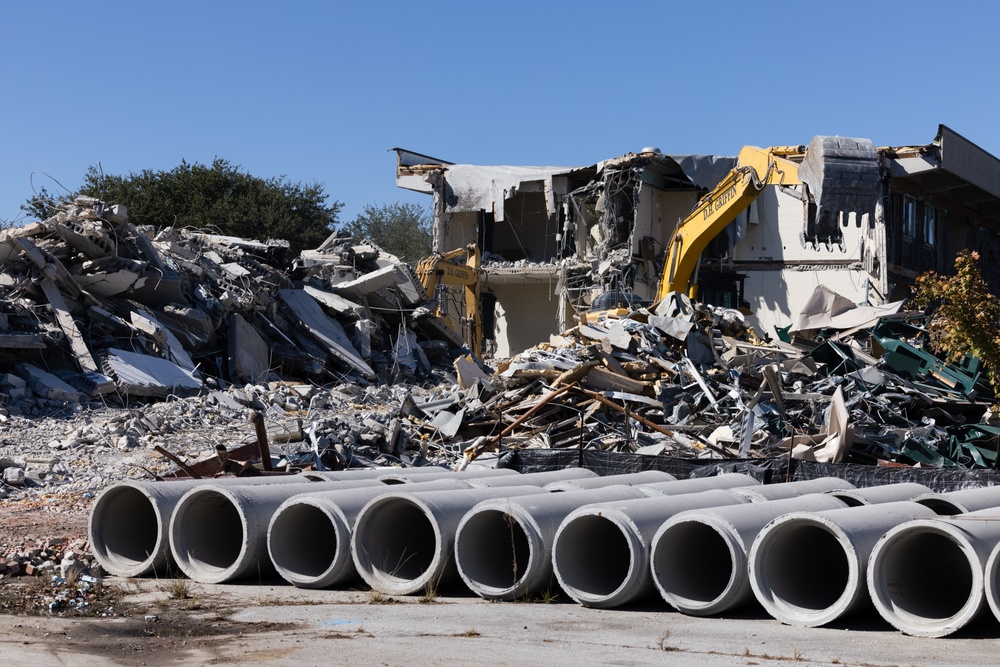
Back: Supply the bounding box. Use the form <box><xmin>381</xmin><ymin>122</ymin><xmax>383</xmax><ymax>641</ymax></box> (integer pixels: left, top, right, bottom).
<box><xmin>903</xmin><ymin>195</ymin><xmax>917</xmax><ymax>239</ymax></box>
<box><xmin>923</xmin><ymin>206</ymin><xmax>936</xmax><ymax>246</ymax></box>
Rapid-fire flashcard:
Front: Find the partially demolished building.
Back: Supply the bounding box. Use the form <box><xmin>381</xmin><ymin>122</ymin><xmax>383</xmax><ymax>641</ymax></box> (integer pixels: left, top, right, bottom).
<box><xmin>394</xmin><ymin>125</ymin><xmax>1000</xmax><ymax>357</ymax></box>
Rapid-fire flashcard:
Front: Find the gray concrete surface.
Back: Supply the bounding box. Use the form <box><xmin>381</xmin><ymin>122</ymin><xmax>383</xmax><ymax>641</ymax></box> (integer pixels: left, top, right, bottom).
<box><xmin>3</xmin><ymin>581</ymin><xmax>999</xmax><ymax>666</ymax></box>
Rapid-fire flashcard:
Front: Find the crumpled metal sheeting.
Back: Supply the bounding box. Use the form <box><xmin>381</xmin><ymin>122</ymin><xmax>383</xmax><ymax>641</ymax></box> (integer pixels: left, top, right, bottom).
<box><xmin>0</xmin><ymin>198</ymin><xmax>472</xmax><ymax>416</ymax></box>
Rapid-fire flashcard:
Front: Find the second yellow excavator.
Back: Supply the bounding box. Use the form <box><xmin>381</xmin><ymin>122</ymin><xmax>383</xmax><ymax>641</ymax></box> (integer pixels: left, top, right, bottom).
<box><xmin>415</xmin><ymin>244</ymin><xmax>483</xmax><ymax>357</ymax></box>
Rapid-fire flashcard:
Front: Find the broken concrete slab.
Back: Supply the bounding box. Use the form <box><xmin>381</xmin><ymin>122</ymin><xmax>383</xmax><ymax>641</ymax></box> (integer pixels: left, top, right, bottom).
<box><xmin>228</xmin><ymin>313</ymin><xmax>271</xmax><ymax>384</ymax></box>
<box><xmin>103</xmin><ymin>348</ymin><xmax>202</xmax><ymax>397</ymax></box>
<box><xmin>278</xmin><ymin>289</ymin><xmax>375</xmax><ymax>380</ymax></box>
<box><xmin>16</xmin><ymin>364</ymin><xmax>81</xmax><ymax>402</ymax></box>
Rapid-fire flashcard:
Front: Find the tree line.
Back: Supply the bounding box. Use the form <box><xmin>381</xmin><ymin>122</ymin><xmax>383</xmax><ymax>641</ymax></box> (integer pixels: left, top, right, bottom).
<box><xmin>17</xmin><ymin>159</ymin><xmax>431</xmax><ymax>263</ymax></box>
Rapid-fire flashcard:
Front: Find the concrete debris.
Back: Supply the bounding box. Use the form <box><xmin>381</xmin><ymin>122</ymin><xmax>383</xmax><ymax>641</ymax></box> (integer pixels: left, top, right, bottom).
<box><xmin>0</xmin><ymin>197</ymin><xmax>482</xmax><ymax>411</ymax></box>
<box><xmin>2</xmin><ymin>196</ymin><xmax>999</xmax><ymax>520</ymax></box>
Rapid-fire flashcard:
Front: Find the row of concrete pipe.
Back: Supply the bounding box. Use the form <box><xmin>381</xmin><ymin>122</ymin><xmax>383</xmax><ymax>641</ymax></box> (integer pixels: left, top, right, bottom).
<box><xmin>88</xmin><ymin>466</ymin><xmax>1000</xmax><ymax>638</ymax></box>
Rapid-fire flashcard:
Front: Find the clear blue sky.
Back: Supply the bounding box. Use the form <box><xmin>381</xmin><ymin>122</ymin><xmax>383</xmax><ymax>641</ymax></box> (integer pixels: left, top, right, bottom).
<box><xmin>3</xmin><ymin>1</ymin><xmax>998</xmax><ymax>228</ymax></box>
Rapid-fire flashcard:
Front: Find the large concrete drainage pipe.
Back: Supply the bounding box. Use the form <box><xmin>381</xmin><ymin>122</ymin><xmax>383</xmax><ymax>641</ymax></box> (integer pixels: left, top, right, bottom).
<box><xmin>825</xmin><ymin>482</ymin><xmax>932</xmax><ymax>507</ymax></box>
<box><xmin>552</xmin><ymin>490</ymin><xmax>746</xmax><ymax>608</ymax></box>
<box><xmin>375</xmin><ymin>468</ymin><xmax>521</xmax><ymax>484</ymax></box>
<box><xmin>351</xmin><ymin>485</ymin><xmax>545</xmax><ymax>595</ymax></box>
<box><xmin>455</xmin><ymin>485</ymin><xmax>649</xmax><ymax>600</ymax></box>
<box><xmin>169</xmin><ymin>482</ymin><xmax>342</xmax><ymax>583</ymax></box>
<box><xmin>543</xmin><ymin>470</ymin><xmax>675</xmax><ymax>492</ymax></box>
<box><xmin>464</xmin><ymin>468</ymin><xmax>597</xmax><ymax>488</ymax></box>
<box><xmin>748</xmin><ymin>502</ymin><xmax>937</xmax><ymax>627</ymax></box>
<box><xmin>634</xmin><ymin>473</ymin><xmax>760</xmax><ymax>497</ymax></box>
<box><xmin>912</xmin><ymin>486</ymin><xmax>1000</xmax><ymax>515</ymax></box>
<box><xmin>729</xmin><ymin>477</ymin><xmax>854</xmax><ymax>502</ymax></box>
<box><xmin>870</xmin><ymin>513</ymin><xmax>1000</xmax><ymax>637</ymax></box>
<box><xmin>267</xmin><ymin>478</ymin><xmax>471</xmax><ymax>588</ymax></box>
<box><xmin>89</xmin><ymin>474</ymin><xmax>323</xmax><ymax>577</ymax></box>
<box><xmin>650</xmin><ymin>494</ymin><xmax>847</xmax><ymax>616</ymax></box>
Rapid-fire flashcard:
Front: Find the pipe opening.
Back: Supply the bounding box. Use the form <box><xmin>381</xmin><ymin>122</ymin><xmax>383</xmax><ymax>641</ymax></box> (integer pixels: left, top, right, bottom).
<box><xmin>92</xmin><ymin>487</ymin><xmax>159</xmax><ymax>567</ymax></box>
<box><xmin>355</xmin><ymin>500</ymin><xmax>436</xmax><ymax>581</ymax></box>
<box><xmin>270</xmin><ymin>504</ymin><xmax>338</xmax><ymax>578</ymax></box>
<box><xmin>760</xmin><ymin>524</ymin><xmax>848</xmax><ymax>610</ymax></box>
<box><xmin>827</xmin><ymin>492</ymin><xmax>865</xmax><ymax>508</ymax></box>
<box><xmin>556</xmin><ymin>515</ymin><xmax>631</xmax><ymax>597</ymax></box>
<box><xmin>654</xmin><ymin>521</ymin><xmax>732</xmax><ymax>603</ymax></box>
<box><xmin>175</xmin><ymin>491</ymin><xmax>244</xmax><ymax>572</ymax></box>
<box><xmin>913</xmin><ymin>498</ymin><xmax>963</xmax><ymax>515</ymax></box>
<box><xmin>458</xmin><ymin>510</ymin><xmax>530</xmax><ymax>590</ymax></box>
<box><xmin>877</xmin><ymin>531</ymin><xmax>972</xmax><ymax>619</ymax></box>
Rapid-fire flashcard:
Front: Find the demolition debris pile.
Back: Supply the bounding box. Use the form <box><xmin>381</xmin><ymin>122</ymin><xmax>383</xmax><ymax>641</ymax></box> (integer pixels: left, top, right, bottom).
<box><xmin>2</xmin><ymin>196</ymin><xmax>1000</xmax><ymax>508</ymax></box>
<box><xmin>459</xmin><ymin>287</ymin><xmax>997</xmax><ymax>470</ymax></box>
<box><xmin>0</xmin><ymin>196</ymin><xmax>474</xmax><ymax>410</ymax></box>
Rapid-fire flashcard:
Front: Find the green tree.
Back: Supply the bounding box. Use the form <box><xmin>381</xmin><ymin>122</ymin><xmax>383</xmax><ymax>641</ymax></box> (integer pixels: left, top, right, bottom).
<box><xmin>20</xmin><ymin>159</ymin><xmax>342</xmax><ymax>256</ymax></box>
<box><xmin>341</xmin><ymin>202</ymin><xmax>432</xmax><ymax>264</ymax></box>
<box><xmin>911</xmin><ymin>250</ymin><xmax>1000</xmax><ymax>396</ymax></box>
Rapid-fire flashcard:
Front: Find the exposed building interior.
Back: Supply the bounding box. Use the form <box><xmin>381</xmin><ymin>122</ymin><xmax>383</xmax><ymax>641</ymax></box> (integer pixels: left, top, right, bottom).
<box><xmin>393</xmin><ymin>126</ymin><xmax>1000</xmax><ymax>358</ymax></box>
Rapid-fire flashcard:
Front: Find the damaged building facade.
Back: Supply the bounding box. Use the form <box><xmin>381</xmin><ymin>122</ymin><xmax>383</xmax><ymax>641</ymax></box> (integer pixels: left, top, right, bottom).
<box><xmin>394</xmin><ymin>125</ymin><xmax>1000</xmax><ymax>357</ymax></box>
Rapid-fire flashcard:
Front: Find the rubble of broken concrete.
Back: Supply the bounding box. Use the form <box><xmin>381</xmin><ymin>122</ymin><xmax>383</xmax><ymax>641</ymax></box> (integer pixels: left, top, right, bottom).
<box><xmin>2</xmin><ymin>195</ymin><xmax>999</xmax><ymax>507</ymax></box>
<box><xmin>0</xmin><ymin>196</ymin><xmax>474</xmax><ymax>405</ymax></box>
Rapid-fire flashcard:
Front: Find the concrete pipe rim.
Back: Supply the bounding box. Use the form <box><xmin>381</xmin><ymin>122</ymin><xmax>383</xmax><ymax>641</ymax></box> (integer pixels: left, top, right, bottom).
<box><xmin>749</xmin><ymin>515</ymin><xmax>858</xmax><ymax>627</ymax></box>
<box><xmin>552</xmin><ymin>510</ymin><xmax>643</xmax><ymax>608</ymax></box>
<box><xmin>651</xmin><ymin>515</ymin><xmax>743</xmax><ymax>615</ymax></box>
<box><xmin>169</xmin><ymin>487</ymin><xmax>250</xmax><ymax>584</ymax></box>
<box><xmin>89</xmin><ymin>483</ymin><xmax>165</xmax><ymax>577</ymax></box>
<box><xmin>351</xmin><ymin>495</ymin><xmax>444</xmax><ymax>596</ymax></box>
<box><xmin>985</xmin><ymin>537</ymin><xmax>1000</xmax><ymax>624</ymax></box>
<box><xmin>456</xmin><ymin>503</ymin><xmax>544</xmax><ymax>600</ymax></box>
<box><xmin>868</xmin><ymin>520</ymin><xmax>984</xmax><ymax>638</ymax></box>
<box><xmin>267</xmin><ymin>498</ymin><xmax>350</xmax><ymax>588</ymax></box>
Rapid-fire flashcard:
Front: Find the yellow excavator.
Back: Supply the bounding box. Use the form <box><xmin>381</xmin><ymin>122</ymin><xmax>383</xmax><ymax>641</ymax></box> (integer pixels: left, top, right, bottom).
<box><xmin>415</xmin><ymin>244</ymin><xmax>483</xmax><ymax>357</ymax></box>
<box><xmin>657</xmin><ymin>135</ymin><xmax>879</xmax><ymax>301</ymax></box>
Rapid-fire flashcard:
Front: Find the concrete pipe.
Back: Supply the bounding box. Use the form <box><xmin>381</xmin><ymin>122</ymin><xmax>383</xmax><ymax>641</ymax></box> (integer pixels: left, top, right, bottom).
<box><xmin>303</xmin><ymin>467</ymin><xmax>481</xmax><ymax>482</ymax></box>
<box><xmin>912</xmin><ymin>486</ymin><xmax>1000</xmax><ymax>515</ymax></box>
<box><xmin>651</xmin><ymin>494</ymin><xmax>847</xmax><ymax>616</ymax></box>
<box><xmin>551</xmin><ymin>489</ymin><xmax>746</xmax><ymax>608</ymax></box>
<box><xmin>868</xmin><ymin>514</ymin><xmax>1000</xmax><ymax>637</ymax></box>
<box><xmin>729</xmin><ymin>477</ymin><xmax>854</xmax><ymax>502</ymax></box>
<box><xmin>376</xmin><ymin>468</ymin><xmax>521</xmax><ymax>484</ymax></box>
<box><xmin>89</xmin><ymin>474</ymin><xmax>325</xmax><ymax>577</ymax></box>
<box><xmin>455</xmin><ymin>485</ymin><xmax>649</xmax><ymax>601</ymax></box>
<box><xmin>169</xmin><ymin>481</ymin><xmax>345</xmax><ymax>583</ymax></box>
<box><xmin>267</xmin><ymin>478</ymin><xmax>472</xmax><ymax>588</ymax></box>
<box><xmin>543</xmin><ymin>470</ymin><xmax>676</xmax><ymax>492</ymax></box>
<box><xmin>825</xmin><ymin>482</ymin><xmax>932</xmax><ymax>507</ymax></box>
<box><xmin>464</xmin><ymin>468</ymin><xmax>598</xmax><ymax>488</ymax></box>
<box><xmin>748</xmin><ymin>501</ymin><xmax>937</xmax><ymax>627</ymax></box>
<box><xmin>634</xmin><ymin>473</ymin><xmax>761</xmax><ymax>498</ymax></box>
<box><xmin>351</xmin><ymin>485</ymin><xmax>546</xmax><ymax>596</ymax></box>
<box><xmin>975</xmin><ymin>512</ymin><xmax>1000</xmax><ymax>625</ymax></box>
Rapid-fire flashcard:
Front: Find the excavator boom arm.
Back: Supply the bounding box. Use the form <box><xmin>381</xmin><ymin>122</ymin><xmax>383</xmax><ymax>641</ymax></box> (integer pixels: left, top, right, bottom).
<box><xmin>657</xmin><ymin>146</ymin><xmax>803</xmax><ymax>301</ymax></box>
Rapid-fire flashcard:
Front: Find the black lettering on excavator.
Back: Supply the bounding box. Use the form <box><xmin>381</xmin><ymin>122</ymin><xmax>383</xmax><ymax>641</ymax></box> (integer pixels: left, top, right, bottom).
<box><xmin>702</xmin><ymin>184</ymin><xmax>738</xmax><ymax>220</ymax></box>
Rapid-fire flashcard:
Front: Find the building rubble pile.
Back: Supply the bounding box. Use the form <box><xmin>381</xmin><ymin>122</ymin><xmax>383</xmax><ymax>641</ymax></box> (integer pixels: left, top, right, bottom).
<box><xmin>0</xmin><ymin>196</ymin><xmax>476</xmax><ymax>413</ymax></box>
<box><xmin>1</xmin><ymin>197</ymin><xmax>998</xmax><ymax>505</ymax></box>
<box><xmin>455</xmin><ymin>288</ymin><xmax>998</xmax><ymax>470</ymax></box>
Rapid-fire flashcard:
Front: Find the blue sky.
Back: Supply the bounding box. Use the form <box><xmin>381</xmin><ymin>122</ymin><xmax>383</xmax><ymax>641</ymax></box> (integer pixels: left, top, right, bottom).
<box><xmin>3</xmin><ymin>1</ymin><xmax>998</xmax><ymax>228</ymax></box>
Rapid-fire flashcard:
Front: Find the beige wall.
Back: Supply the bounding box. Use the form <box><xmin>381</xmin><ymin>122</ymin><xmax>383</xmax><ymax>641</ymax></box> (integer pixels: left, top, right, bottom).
<box><xmin>490</xmin><ymin>282</ymin><xmax>560</xmax><ymax>358</ymax></box>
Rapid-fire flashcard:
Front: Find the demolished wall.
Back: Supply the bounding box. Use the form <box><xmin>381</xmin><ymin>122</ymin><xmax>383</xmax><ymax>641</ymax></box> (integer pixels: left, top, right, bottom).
<box><xmin>394</xmin><ymin>125</ymin><xmax>1000</xmax><ymax>355</ymax></box>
